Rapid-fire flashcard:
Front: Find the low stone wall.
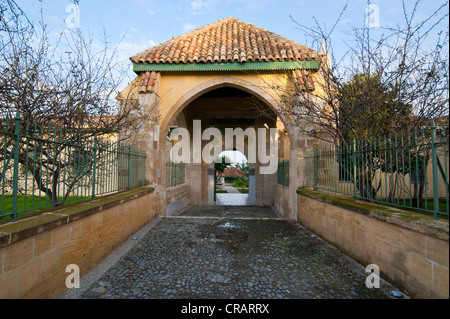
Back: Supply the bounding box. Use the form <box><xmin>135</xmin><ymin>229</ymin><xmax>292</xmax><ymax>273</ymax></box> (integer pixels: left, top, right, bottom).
<box><xmin>166</xmin><ymin>183</ymin><xmax>190</xmax><ymax>216</ymax></box>
<box><xmin>274</xmin><ymin>184</ymin><xmax>290</xmax><ymax>218</ymax></box>
<box><xmin>0</xmin><ymin>187</ymin><xmax>154</xmax><ymax>299</ymax></box>
<box><xmin>297</xmin><ymin>188</ymin><xmax>449</xmax><ymax>299</ymax></box>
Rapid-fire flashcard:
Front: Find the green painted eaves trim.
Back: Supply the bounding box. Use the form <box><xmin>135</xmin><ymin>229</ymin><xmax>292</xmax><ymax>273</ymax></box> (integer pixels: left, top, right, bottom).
<box><xmin>133</xmin><ymin>60</ymin><xmax>320</xmax><ymax>73</ymax></box>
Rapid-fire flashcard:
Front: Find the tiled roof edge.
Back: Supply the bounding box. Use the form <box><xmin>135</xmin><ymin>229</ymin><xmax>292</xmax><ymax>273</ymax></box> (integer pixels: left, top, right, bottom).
<box><xmin>133</xmin><ymin>60</ymin><xmax>320</xmax><ymax>73</ymax></box>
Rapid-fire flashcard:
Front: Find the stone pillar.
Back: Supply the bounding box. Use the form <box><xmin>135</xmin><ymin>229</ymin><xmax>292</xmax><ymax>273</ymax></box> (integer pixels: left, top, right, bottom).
<box><xmin>207</xmin><ymin>168</ymin><xmax>215</xmax><ymax>205</ymax></box>
<box><xmin>134</xmin><ymin>88</ymin><xmax>166</xmax><ymax>216</ymax></box>
<box><xmin>248</xmin><ymin>167</ymin><xmax>255</xmax><ymax>205</ymax></box>
<box><xmin>187</xmin><ymin>163</ymin><xmax>202</xmax><ymax>205</ymax></box>
<box><xmin>288</xmin><ymin>140</ymin><xmax>299</xmax><ymax>220</ymax></box>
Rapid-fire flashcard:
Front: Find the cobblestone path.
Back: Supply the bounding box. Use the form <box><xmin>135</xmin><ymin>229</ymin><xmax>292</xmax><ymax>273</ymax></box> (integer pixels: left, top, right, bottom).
<box><xmin>63</xmin><ymin>206</ymin><xmax>405</xmax><ymax>299</ymax></box>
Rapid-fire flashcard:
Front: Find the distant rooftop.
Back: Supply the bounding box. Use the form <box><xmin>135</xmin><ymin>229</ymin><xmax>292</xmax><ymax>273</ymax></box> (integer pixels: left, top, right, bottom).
<box><xmin>217</xmin><ymin>166</ymin><xmax>247</xmax><ymax>178</ymax></box>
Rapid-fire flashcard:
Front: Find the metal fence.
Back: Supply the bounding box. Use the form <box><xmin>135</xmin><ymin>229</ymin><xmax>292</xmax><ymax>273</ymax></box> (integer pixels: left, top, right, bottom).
<box><xmin>305</xmin><ymin>123</ymin><xmax>449</xmax><ymax>220</ymax></box>
<box><xmin>277</xmin><ymin>160</ymin><xmax>289</xmax><ymax>187</ymax></box>
<box><xmin>1</xmin><ymin>111</ymin><xmax>147</xmax><ymax>222</ymax></box>
<box><xmin>165</xmin><ymin>162</ymin><xmax>185</xmax><ymax>187</ymax></box>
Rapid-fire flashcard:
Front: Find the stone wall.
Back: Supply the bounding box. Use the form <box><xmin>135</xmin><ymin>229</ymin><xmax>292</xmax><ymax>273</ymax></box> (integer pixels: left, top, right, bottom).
<box><xmin>0</xmin><ymin>187</ymin><xmax>154</xmax><ymax>299</ymax></box>
<box><xmin>274</xmin><ymin>184</ymin><xmax>290</xmax><ymax>218</ymax></box>
<box><xmin>297</xmin><ymin>188</ymin><xmax>449</xmax><ymax>299</ymax></box>
<box><xmin>166</xmin><ymin>183</ymin><xmax>190</xmax><ymax>216</ymax></box>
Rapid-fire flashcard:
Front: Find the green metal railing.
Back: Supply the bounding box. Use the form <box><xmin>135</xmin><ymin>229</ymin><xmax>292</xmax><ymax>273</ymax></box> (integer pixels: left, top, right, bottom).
<box><xmin>1</xmin><ymin>111</ymin><xmax>147</xmax><ymax>222</ymax></box>
<box><xmin>165</xmin><ymin>162</ymin><xmax>185</xmax><ymax>187</ymax></box>
<box><xmin>305</xmin><ymin>123</ymin><xmax>449</xmax><ymax>219</ymax></box>
<box><xmin>277</xmin><ymin>160</ymin><xmax>289</xmax><ymax>187</ymax></box>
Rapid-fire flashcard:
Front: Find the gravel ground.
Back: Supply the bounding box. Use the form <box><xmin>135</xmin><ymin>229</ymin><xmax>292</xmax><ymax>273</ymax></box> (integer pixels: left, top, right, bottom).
<box><xmin>60</xmin><ymin>205</ymin><xmax>407</xmax><ymax>299</ymax></box>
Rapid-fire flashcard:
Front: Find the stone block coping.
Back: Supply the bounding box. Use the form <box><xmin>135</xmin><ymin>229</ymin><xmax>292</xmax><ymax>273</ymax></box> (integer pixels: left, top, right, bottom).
<box><xmin>0</xmin><ymin>187</ymin><xmax>154</xmax><ymax>248</ymax></box>
<box><xmin>297</xmin><ymin>188</ymin><xmax>449</xmax><ymax>242</ymax></box>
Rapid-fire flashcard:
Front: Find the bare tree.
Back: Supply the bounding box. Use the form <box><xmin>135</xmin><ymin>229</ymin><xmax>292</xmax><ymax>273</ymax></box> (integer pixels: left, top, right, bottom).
<box><xmin>251</xmin><ymin>0</ymin><xmax>449</xmax><ymax>205</ymax></box>
<box><xmin>252</xmin><ymin>0</ymin><xmax>449</xmax><ymax>145</ymax></box>
<box><xmin>0</xmin><ymin>0</ymin><xmax>149</xmax><ymax>206</ymax></box>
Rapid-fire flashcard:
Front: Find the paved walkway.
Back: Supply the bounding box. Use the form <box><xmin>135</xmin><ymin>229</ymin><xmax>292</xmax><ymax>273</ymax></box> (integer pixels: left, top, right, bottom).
<box><xmin>216</xmin><ymin>185</ymin><xmax>249</xmax><ymax>205</ymax></box>
<box><xmin>223</xmin><ymin>185</ymin><xmax>241</xmax><ymax>193</ymax></box>
<box><xmin>216</xmin><ymin>193</ymin><xmax>248</xmax><ymax>205</ymax></box>
<box><xmin>59</xmin><ymin>205</ymin><xmax>406</xmax><ymax>299</ymax></box>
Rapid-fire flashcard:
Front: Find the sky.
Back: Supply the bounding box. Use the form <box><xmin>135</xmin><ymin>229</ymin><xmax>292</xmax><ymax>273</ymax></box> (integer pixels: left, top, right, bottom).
<box><xmin>14</xmin><ymin>0</ymin><xmax>448</xmax><ymax>84</ymax></box>
<box><xmin>11</xmin><ymin>0</ymin><xmax>449</xmax><ymax>164</ymax></box>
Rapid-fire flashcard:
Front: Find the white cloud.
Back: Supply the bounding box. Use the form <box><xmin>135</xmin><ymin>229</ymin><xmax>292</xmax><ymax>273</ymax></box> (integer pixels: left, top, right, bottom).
<box><xmin>188</xmin><ymin>0</ymin><xmax>217</xmax><ymax>14</ymax></box>
<box><xmin>182</xmin><ymin>23</ymin><xmax>198</xmax><ymax>34</ymax></box>
<box><xmin>116</xmin><ymin>37</ymin><xmax>157</xmax><ymax>62</ymax></box>
<box><xmin>132</xmin><ymin>0</ymin><xmax>160</xmax><ymax>15</ymax></box>
<box><xmin>190</xmin><ymin>0</ymin><xmax>206</xmax><ymax>13</ymax></box>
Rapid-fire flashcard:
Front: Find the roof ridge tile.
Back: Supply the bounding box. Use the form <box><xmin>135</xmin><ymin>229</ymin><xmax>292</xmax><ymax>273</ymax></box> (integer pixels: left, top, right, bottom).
<box><xmin>130</xmin><ymin>17</ymin><xmax>320</xmax><ymax>65</ymax></box>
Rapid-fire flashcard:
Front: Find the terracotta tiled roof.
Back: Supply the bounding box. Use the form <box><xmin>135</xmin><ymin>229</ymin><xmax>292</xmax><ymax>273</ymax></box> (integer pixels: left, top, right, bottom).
<box><xmin>139</xmin><ymin>71</ymin><xmax>158</xmax><ymax>93</ymax></box>
<box><xmin>131</xmin><ymin>17</ymin><xmax>320</xmax><ymax>65</ymax></box>
<box><xmin>292</xmin><ymin>69</ymin><xmax>315</xmax><ymax>91</ymax></box>
<box><xmin>217</xmin><ymin>166</ymin><xmax>247</xmax><ymax>178</ymax></box>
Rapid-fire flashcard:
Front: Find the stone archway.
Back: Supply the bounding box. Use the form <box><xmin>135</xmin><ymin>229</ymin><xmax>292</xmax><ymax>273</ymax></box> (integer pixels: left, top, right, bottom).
<box><xmin>157</xmin><ymin>75</ymin><xmax>295</xmax><ymax>213</ymax></box>
<box><xmin>121</xmin><ymin>16</ymin><xmax>323</xmax><ymax>219</ymax></box>
<box><xmin>159</xmin><ymin>76</ymin><xmax>292</xmax><ymax>141</ymax></box>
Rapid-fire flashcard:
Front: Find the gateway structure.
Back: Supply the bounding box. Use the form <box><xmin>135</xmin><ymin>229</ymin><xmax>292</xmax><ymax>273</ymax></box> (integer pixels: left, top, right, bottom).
<box><xmin>118</xmin><ymin>17</ymin><xmax>326</xmax><ymax>218</ymax></box>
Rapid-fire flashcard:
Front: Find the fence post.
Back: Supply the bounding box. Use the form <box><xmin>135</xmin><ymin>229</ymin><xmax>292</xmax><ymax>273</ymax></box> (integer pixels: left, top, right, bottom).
<box><xmin>430</xmin><ymin>121</ymin><xmax>439</xmax><ymax>220</ymax></box>
<box><xmin>91</xmin><ymin>133</ymin><xmax>97</xmax><ymax>200</ymax></box>
<box><xmin>316</xmin><ymin>149</ymin><xmax>319</xmax><ymax>189</ymax></box>
<box><xmin>214</xmin><ymin>167</ymin><xmax>216</xmax><ymax>201</ymax></box>
<box><xmin>285</xmin><ymin>161</ymin><xmax>289</xmax><ymax>187</ymax></box>
<box><xmin>127</xmin><ymin>145</ymin><xmax>131</xmax><ymax>190</ymax></box>
<box><xmin>353</xmin><ymin>139</ymin><xmax>357</xmax><ymax>200</ymax></box>
<box><xmin>11</xmin><ymin>110</ymin><xmax>21</xmax><ymax>222</ymax></box>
